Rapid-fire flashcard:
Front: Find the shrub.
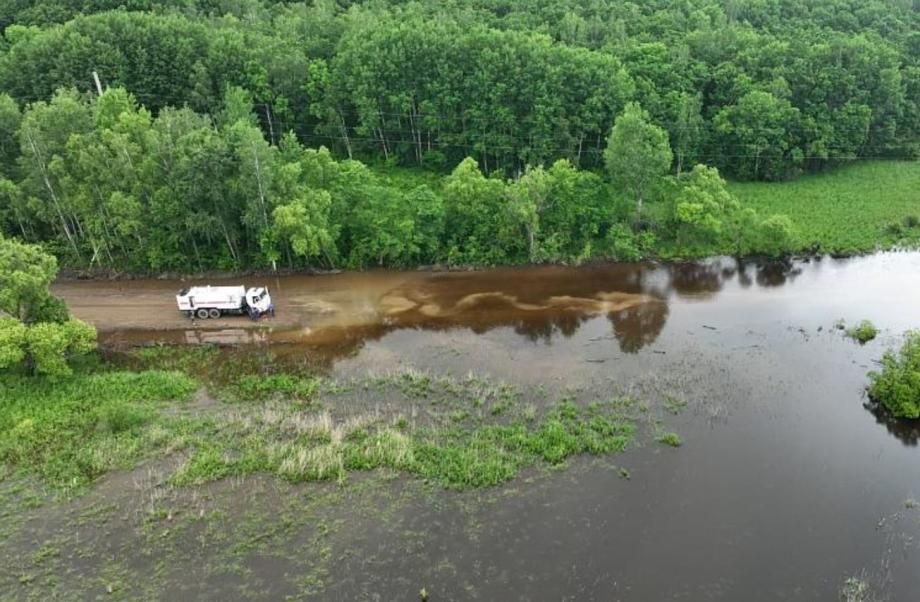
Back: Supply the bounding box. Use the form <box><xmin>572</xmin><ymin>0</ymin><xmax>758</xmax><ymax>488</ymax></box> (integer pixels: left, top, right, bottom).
<box><xmin>846</xmin><ymin>320</ymin><xmax>879</xmax><ymax>344</ymax></box>
<box><xmin>868</xmin><ymin>331</ymin><xmax>920</xmax><ymax>418</ymax></box>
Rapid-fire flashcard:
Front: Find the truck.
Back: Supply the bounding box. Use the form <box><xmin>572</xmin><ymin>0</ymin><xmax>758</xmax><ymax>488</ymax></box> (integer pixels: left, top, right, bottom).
<box><xmin>176</xmin><ymin>285</ymin><xmax>274</xmax><ymax>320</ymax></box>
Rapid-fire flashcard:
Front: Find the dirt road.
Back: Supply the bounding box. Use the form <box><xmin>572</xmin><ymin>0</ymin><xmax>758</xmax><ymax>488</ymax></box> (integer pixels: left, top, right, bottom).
<box><xmin>53</xmin><ymin>264</ymin><xmax>663</xmax><ymax>348</ymax></box>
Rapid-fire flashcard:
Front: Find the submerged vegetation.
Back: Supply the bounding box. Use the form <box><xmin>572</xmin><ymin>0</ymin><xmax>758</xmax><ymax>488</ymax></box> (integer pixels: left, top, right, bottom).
<box><xmin>868</xmin><ymin>331</ymin><xmax>920</xmax><ymax>419</ymax></box>
<box><xmin>0</xmin><ymin>347</ymin><xmax>681</xmax><ymax>495</ymax></box>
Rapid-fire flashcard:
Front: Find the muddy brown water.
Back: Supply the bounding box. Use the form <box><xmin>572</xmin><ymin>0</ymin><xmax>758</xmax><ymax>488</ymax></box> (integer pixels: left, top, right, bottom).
<box><xmin>53</xmin><ymin>253</ymin><xmax>920</xmax><ymax>600</ymax></box>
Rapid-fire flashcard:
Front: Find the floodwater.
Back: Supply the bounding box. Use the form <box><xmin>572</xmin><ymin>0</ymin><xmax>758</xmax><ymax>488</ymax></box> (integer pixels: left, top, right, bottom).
<box><xmin>53</xmin><ymin>253</ymin><xmax>920</xmax><ymax>600</ymax></box>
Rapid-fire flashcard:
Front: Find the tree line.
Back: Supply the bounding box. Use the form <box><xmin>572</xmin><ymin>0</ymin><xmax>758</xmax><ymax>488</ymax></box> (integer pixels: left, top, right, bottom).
<box><xmin>0</xmin><ymin>87</ymin><xmax>795</xmax><ymax>271</ymax></box>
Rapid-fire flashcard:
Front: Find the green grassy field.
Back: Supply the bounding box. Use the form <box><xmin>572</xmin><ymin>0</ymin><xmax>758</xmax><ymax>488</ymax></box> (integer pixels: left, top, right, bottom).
<box><xmin>729</xmin><ymin>161</ymin><xmax>920</xmax><ymax>254</ymax></box>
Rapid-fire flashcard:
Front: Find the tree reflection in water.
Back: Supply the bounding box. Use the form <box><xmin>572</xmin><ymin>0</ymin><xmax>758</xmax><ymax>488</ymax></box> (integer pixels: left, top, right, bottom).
<box><xmin>109</xmin><ymin>258</ymin><xmax>804</xmax><ymax>361</ymax></box>
<box><xmin>865</xmin><ymin>401</ymin><xmax>920</xmax><ymax>447</ymax></box>
<box><xmin>608</xmin><ymin>301</ymin><xmax>670</xmax><ymax>353</ymax></box>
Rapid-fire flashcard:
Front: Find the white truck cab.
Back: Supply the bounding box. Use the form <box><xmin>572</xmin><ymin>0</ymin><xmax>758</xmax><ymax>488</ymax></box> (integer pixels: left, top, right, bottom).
<box><xmin>245</xmin><ymin>287</ymin><xmax>272</xmax><ymax>315</ymax></box>
<box><xmin>176</xmin><ymin>285</ymin><xmax>274</xmax><ymax>320</ymax></box>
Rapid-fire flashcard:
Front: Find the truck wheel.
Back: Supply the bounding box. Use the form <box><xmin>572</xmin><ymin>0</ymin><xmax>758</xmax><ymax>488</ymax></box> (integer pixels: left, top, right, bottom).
<box><xmin>196</xmin><ymin>308</ymin><xmax>209</xmax><ymax>319</ymax></box>
<box><xmin>208</xmin><ymin>308</ymin><xmax>221</xmax><ymax>319</ymax></box>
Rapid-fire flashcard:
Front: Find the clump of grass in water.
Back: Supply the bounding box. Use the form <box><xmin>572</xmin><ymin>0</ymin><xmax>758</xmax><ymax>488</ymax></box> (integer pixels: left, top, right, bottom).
<box><xmin>170</xmin><ymin>396</ymin><xmax>642</xmax><ymax>490</ymax></box>
<box><xmin>3</xmin><ymin>364</ymin><xmax>680</xmax><ymax>493</ymax></box>
<box><xmin>839</xmin><ymin>574</ymin><xmax>882</xmax><ymax>602</ymax></box>
<box><xmin>846</xmin><ymin>320</ymin><xmax>879</xmax><ymax>344</ymax></box>
<box><xmin>231</xmin><ymin>374</ymin><xmax>320</xmax><ymax>403</ymax></box>
<box><xmin>655</xmin><ymin>431</ymin><xmax>682</xmax><ymax>447</ymax></box>
<box><xmin>663</xmin><ymin>396</ymin><xmax>687</xmax><ymax>416</ymax></box>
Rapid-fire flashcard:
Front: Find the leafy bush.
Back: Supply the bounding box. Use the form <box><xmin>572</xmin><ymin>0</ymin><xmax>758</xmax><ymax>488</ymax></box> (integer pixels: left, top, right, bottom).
<box><xmin>868</xmin><ymin>331</ymin><xmax>920</xmax><ymax>418</ymax></box>
<box><xmin>846</xmin><ymin>320</ymin><xmax>879</xmax><ymax>344</ymax></box>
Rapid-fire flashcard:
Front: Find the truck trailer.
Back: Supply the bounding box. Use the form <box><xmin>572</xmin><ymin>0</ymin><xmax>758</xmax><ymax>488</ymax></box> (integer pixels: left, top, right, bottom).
<box><xmin>176</xmin><ymin>285</ymin><xmax>274</xmax><ymax>320</ymax></box>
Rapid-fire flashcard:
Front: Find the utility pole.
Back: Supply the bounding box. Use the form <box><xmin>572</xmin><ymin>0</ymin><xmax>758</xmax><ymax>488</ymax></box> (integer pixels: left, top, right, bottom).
<box><xmin>92</xmin><ymin>71</ymin><xmax>104</xmax><ymax>96</ymax></box>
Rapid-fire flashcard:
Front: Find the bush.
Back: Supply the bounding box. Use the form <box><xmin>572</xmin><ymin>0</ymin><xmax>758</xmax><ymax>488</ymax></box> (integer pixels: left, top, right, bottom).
<box><xmin>868</xmin><ymin>331</ymin><xmax>920</xmax><ymax>418</ymax></box>
<box><xmin>846</xmin><ymin>320</ymin><xmax>879</xmax><ymax>344</ymax></box>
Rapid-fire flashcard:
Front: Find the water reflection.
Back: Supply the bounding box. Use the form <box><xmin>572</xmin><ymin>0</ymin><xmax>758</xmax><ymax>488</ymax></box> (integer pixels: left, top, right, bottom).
<box><xmin>609</xmin><ymin>302</ymin><xmax>670</xmax><ymax>353</ymax></box>
<box><xmin>865</xmin><ymin>401</ymin><xmax>920</xmax><ymax>447</ymax></box>
<box><xmin>97</xmin><ymin>258</ymin><xmax>802</xmax><ymax>356</ymax></box>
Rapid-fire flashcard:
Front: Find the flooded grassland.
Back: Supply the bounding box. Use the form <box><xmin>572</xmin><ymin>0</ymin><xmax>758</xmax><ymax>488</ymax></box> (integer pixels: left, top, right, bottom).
<box><xmin>5</xmin><ymin>254</ymin><xmax>920</xmax><ymax>600</ymax></box>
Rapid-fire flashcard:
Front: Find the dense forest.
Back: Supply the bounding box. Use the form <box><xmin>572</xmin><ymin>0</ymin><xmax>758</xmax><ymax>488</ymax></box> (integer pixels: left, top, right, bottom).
<box><xmin>0</xmin><ymin>0</ymin><xmax>918</xmax><ymax>271</ymax></box>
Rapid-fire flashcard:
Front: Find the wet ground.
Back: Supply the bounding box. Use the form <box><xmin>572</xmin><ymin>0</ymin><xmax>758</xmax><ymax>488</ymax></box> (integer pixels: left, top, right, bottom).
<box><xmin>28</xmin><ymin>253</ymin><xmax>920</xmax><ymax>599</ymax></box>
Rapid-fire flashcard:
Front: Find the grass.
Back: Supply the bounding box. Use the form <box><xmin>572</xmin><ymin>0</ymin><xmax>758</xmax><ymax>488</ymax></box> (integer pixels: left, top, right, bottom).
<box><xmin>170</xmin><ymin>389</ymin><xmax>642</xmax><ymax>491</ymax></box>
<box><xmin>1</xmin><ymin>352</ymin><xmax>676</xmax><ymax>493</ymax></box>
<box><xmin>845</xmin><ymin>320</ymin><xmax>880</xmax><ymax>344</ymax></box>
<box><xmin>840</xmin><ymin>574</ymin><xmax>882</xmax><ymax>602</ymax></box>
<box><xmin>0</xmin><ymin>371</ymin><xmax>198</xmax><ymax>494</ymax></box>
<box><xmin>730</xmin><ymin>161</ymin><xmax>920</xmax><ymax>255</ymax></box>
<box><xmin>655</xmin><ymin>431</ymin><xmax>682</xmax><ymax>447</ymax></box>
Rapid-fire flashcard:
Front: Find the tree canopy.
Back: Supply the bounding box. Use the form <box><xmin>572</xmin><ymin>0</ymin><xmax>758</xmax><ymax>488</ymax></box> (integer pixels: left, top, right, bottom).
<box><xmin>3</xmin><ymin>0</ymin><xmax>917</xmax><ymax>271</ymax></box>
<box><xmin>0</xmin><ymin>235</ymin><xmax>96</xmax><ymax>376</ymax></box>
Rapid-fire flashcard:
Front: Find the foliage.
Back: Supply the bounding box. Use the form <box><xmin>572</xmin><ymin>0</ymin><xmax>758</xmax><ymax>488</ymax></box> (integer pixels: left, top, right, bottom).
<box><xmin>0</xmin><ymin>235</ymin><xmax>97</xmax><ymax>375</ymax></box>
<box><xmin>0</xmin><ymin>317</ymin><xmax>27</xmax><ymax>369</ymax></box>
<box><xmin>0</xmin><ymin>235</ymin><xmax>60</xmax><ymax>322</ymax></box>
<box><xmin>868</xmin><ymin>331</ymin><xmax>920</xmax><ymax>419</ymax></box>
<box><xmin>731</xmin><ymin>161</ymin><xmax>920</xmax><ymax>255</ymax></box>
<box><xmin>0</xmin><ymin>0</ymin><xmax>918</xmax><ymax>270</ymax></box>
<box><xmin>0</xmin><ymin>370</ymin><xmax>198</xmax><ymax>492</ymax></box>
<box><xmin>604</xmin><ymin>102</ymin><xmax>672</xmax><ymax>222</ymax></box>
<box><xmin>24</xmin><ymin>318</ymin><xmax>96</xmax><ymax>376</ymax></box>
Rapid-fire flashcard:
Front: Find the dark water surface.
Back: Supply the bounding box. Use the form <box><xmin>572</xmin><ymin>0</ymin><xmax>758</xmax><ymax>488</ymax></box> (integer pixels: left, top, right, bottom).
<box><xmin>64</xmin><ymin>253</ymin><xmax>920</xmax><ymax>599</ymax></box>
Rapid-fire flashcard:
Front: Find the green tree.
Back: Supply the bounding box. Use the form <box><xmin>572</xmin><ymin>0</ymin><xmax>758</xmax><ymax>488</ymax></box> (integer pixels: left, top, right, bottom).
<box><xmin>442</xmin><ymin>157</ymin><xmax>517</xmax><ymax>265</ymax></box>
<box><xmin>271</xmin><ymin>190</ymin><xmax>333</xmax><ymax>265</ymax></box>
<box><xmin>604</xmin><ymin>102</ymin><xmax>673</xmax><ymax>224</ymax></box>
<box><xmin>26</xmin><ymin>318</ymin><xmax>96</xmax><ymax>376</ymax></box>
<box><xmin>0</xmin><ymin>235</ymin><xmax>96</xmax><ymax>376</ymax></box>
<box><xmin>0</xmin><ymin>317</ymin><xmax>28</xmax><ymax>369</ymax></box>
<box><xmin>713</xmin><ymin>91</ymin><xmax>802</xmax><ymax>180</ymax></box>
<box><xmin>670</xmin><ymin>165</ymin><xmax>739</xmax><ymax>252</ymax></box>
<box><xmin>668</xmin><ymin>92</ymin><xmax>704</xmax><ymax>176</ymax></box>
<box><xmin>0</xmin><ymin>235</ymin><xmax>60</xmax><ymax>322</ymax></box>
<box><xmin>0</xmin><ymin>93</ymin><xmax>21</xmax><ymax>178</ymax></box>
